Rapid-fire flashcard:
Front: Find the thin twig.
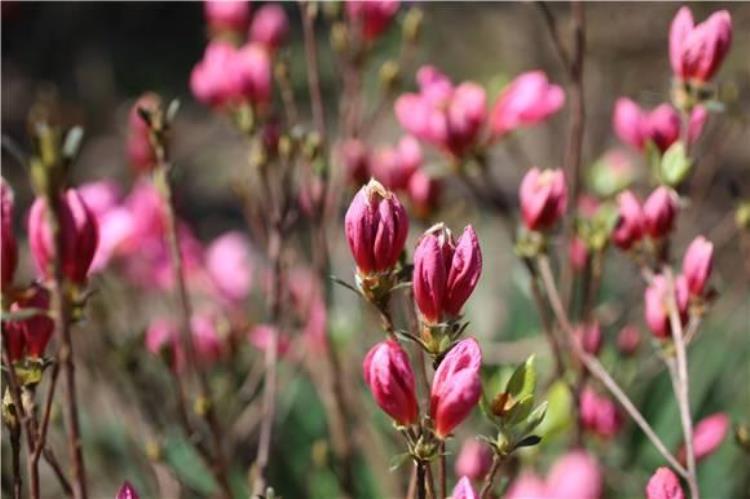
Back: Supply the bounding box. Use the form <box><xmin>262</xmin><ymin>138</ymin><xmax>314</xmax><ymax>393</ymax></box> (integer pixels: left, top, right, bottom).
<box><xmin>438</xmin><ymin>441</ymin><xmax>447</xmax><ymax>499</ymax></box>
<box><xmin>30</xmin><ymin>361</ymin><xmax>60</xmax><ymax>474</ymax></box>
<box><xmin>299</xmin><ymin>1</ymin><xmax>326</xmax><ymax>138</ymax></box>
<box><xmin>536</xmin><ymin>255</ymin><xmax>689</xmax><ymax>478</ymax></box>
<box><xmin>479</xmin><ymin>453</ymin><xmax>503</xmax><ymax>499</ymax></box>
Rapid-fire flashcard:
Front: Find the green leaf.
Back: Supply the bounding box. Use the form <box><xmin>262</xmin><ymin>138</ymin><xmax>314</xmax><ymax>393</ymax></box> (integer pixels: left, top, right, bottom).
<box><xmin>506</xmin><ymin>355</ymin><xmax>536</xmax><ymax>401</ymax></box>
<box><xmin>505</xmin><ymin>394</ymin><xmax>535</xmax><ymax>425</ymax></box>
<box><xmin>536</xmin><ymin>381</ymin><xmax>573</xmax><ymax>439</ymax></box>
<box><xmin>660</xmin><ymin>141</ymin><xmax>692</xmax><ymax>186</ymax></box>
<box><xmin>522</xmin><ymin>401</ymin><xmax>548</xmax><ymax>435</ymax></box>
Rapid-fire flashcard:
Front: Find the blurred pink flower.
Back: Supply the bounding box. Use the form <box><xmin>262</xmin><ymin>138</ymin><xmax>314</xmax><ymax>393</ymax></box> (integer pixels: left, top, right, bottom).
<box><xmin>407</xmin><ymin>169</ymin><xmax>441</xmax><ymax>219</ymax></box>
<box><xmin>613</xmin><ymin>99</ymin><xmax>706</xmax><ymax>152</ymax></box>
<box><xmin>206</xmin><ymin>231</ymin><xmax>254</xmax><ymax>303</ymax></box>
<box><xmin>616</xmin><ymin>325</ymin><xmax>641</xmax><ymax>356</ymax></box>
<box><xmin>204</xmin><ymin>0</ymin><xmax>250</xmax><ymax>33</ymax></box>
<box><xmin>395</xmin><ymin>66</ymin><xmax>486</xmax><ymax>157</ymax></box>
<box><xmin>455</xmin><ymin>439</ymin><xmax>492</xmax><ymax>481</ymax></box>
<box><xmin>646</xmin><ymin>467</ymin><xmax>684</xmax><ymax>499</ymax></box>
<box><xmin>569</xmin><ymin>236</ymin><xmax>588</xmax><ymax>273</ymax></box>
<box><xmin>451</xmin><ymin>476</ymin><xmax>478</xmax><ymax>499</ymax></box>
<box><xmin>345</xmin><ymin>0</ymin><xmax>400</xmax><ymax>41</ymax></box>
<box><xmin>579</xmin><ymin>387</ymin><xmax>623</xmax><ymax>439</ymax></box>
<box><xmin>249</xmin><ymin>4</ymin><xmax>289</xmax><ymax>52</ymax></box>
<box><xmin>678</xmin><ymin>412</ymin><xmax>729</xmax><ymax>464</ymax></box>
<box><xmin>670</xmin><ymin>7</ymin><xmax>732</xmax><ymax>83</ymax></box>
<box><xmin>682</xmin><ymin>235</ymin><xmax>713</xmax><ymax>297</ymax></box>
<box><xmin>643</xmin><ymin>186</ymin><xmax>678</xmax><ymax>239</ymax></box>
<box><xmin>545</xmin><ymin>450</ymin><xmax>603</xmax><ymax>499</ymax></box>
<box><xmin>248</xmin><ymin>324</ymin><xmax>292</xmax><ymax>357</ymax></box>
<box><xmin>490</xmin><ymin>70</ymin><xmax>565</xmax><ymax>138</ymax></box>
<box><xmin>575</xmin><ymin>322</ymin><xmax>602</xmax><ymax>356</ymax></box>
<box><xmin>339</xmin><ymin>139</ymin><xmax>371</xmax><ymax>187</ymax></box>
<box><xmin>371</xmin><ymin>136</ymin><xmax>422</xmax><ymax>191</ymax></box>
<box><xmin>612</xmin><ymin>190</ymin><xmax>644</xmax><ymax>250</ymax></box>
<box><xmin>505</xmin><ymin>472</ymin><xmax>547</xmax><ymax>499</ymax></box>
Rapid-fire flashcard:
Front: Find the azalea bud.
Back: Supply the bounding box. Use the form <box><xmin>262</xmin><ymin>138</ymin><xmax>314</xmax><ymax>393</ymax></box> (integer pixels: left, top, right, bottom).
<box><xmin>204</xmin><ymin>0</ymin><xmax>250</xmax><ymax>34</ymax></box>
<box><xmin>643</xmin><ymin>187</ymin><xmax>678</xmax><ymax>239</ymax></box>
<box><xmin>612</xmin><ymin>190</ymin><xmax>644</xmax><ymax>250</ymax></box>
<box><xmin>1</xmin><ymin>177</ymin><xmax>18</xmax><ymax>291</ymax></box>
<box><xmin>345</xmin><ymin>0</ymin><xmax>400</xmax><ymax>42</ymax></box>
<box><xmin>206</xmin><ymin>231</ymin><xmax>254</xmax><ymax>303</ymax></box>
<box><xmin>452</xmin><ymin>476</ymin><xmax>478</xmax><ymax>499</ymax></box>
<box><xmin>616</xmin><ymin>325</ymin><xmax>641</xmax><ymax>356</ymax></box>
<box><xmin>190</xmin><ymin>42</ymin><xmax>240</xmax><ymax>108</ymax></box>
<box><xmin>613</xmin><ymin>99</ymin><xmax>705</xmax><ymax>153</ymax></box>
<box><xmin>546</xmin><ymin>451</ymin><xmax>603</xmax><ymax>499</ymax></box>
<box><xmin>362</xmin><ymin>340</ymin><xmax>419</xmax><ymax>426</ymax></box>
<box><xmin>234</xmin><ymin>43</ymin><xmax>273</xmax><ymax>105</ymax></box>
<box><xmin>505</xmin><ymin>473</ymin><xmax>547</xmax><ymax>499</ymax></box>
<box><xmin>646</xmin><ymin>467</ymin><xmax>684</xmax><ymax>499</ymax></box>
<box><xmin>127</xmin><ymin>93</ymin><xmax>160</xmax><ymax>173</ymax></box>
<box><xmin>340</xmin><ymin>139</ymin><xmax>370</xmax><ymax>187</ymax></box>
<box><xmin>116</xmin><ymin>481</ymin><xmax>140</xmax><ymax>499</ymax></box>
<box><xmin>407</xmin><ymin>169</ymin><xmax>441</xmax><ymax>219</ymax></box>
<box><xmin>644</xmin><ymin>274</ymin><xmax>689</xmax><ymax>339</ymax></box>
<box><xmin>371</xmin><ymin>136</ymin><xmax>422</xmax><ymax>191</ymax></box>
<box><xmin>490</xmin><ymin>70</ymin><xmax>565</xmax><ymax>138</ymax></box>
<box><xmin>344</xmin><ymin>179</ymin><xmax>409</xmax><ymax>275</ymax></box>
<box><xmin>579</xmin><ymin>387</ymin><xmax>623</xmax><ymax>439</ymax></box>
<box><xmin>682</xmin><ymin>235</ymin><xmax>713</xmax><ymax>297</ymax></box>
<box><xmin>670</xmin><ymin>7</ymin><xmax>732</xmax><ymax>84</ymax></box>
<box><xmin>10</xmin><ymin>284</ymin><xmax>54</xmax><ymax>359</ymax></box>
<box><xmin>455</xmin><ymin>439</ymin><xmax>492</xmax><ymax>481</ymax></box>
<box><xmin>249</xmin><ymin>4</ymin><xmax>289</xmax><ymax>52</ymax></box>
<box><xmin>413</xmin><ymin>224</ymin><xmax>482</xmax><ymax>325</ymax></box>
<box><xmin>575</xmin><ymin>322</ymin><xmax>602</xmax><ymax>356</ymax></box>
<box><xmin>519</xmin><ymin>167</ymin><xmax>568</xmax><ymax>231</ymax></box>
<box><xmin>28</xmin><ymin>189</ymin><xmax>100</xmax><ymax>284</ymax></box>
<box><xmin>430</xmin><ymin>338</ymin><xmax>482</xmax><ymax>438</ymax></box>
<box><xmin>678</xmin><ymin>412</ymin><xmax>729</xmax><ymax>464</ymax></box>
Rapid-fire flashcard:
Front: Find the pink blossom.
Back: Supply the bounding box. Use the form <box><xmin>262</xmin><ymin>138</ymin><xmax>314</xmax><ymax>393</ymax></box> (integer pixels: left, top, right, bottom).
<box><xmin>579</xmin><ymin>387</ymin><xmax>623</xmax><ymax>439</ymax></box>
<box><xmin>505</xmin><ymin>472</ymin><xmax>547</xmax><ymax>499</ymax></box>
<box><xmin>519</xmin><ymin>167</ymin><xmax>568</xmax><ymax>231</ymax></box>
<box><xmin>407</xmin><ymin>169</ymin><xmax>441</xmax><ymax>219</ymax></box>
<box><xmin>28</xmin><ymin>189</ymin><xmax>99</xmax><ymax>284</ymax></box>
<box><xmin>643</xmin><ymin>186</ymin><xmax>678</xmax><ymax>239</ymax></box>
<box><xmin>371</xmin><ymin>136</ymin><xmax>422</xmax><ymax>191</ymax></box>
<box><xmin>344</xmin><ymin>179</ymin><xmax>409</xmax><ymax>275</ymax></box>
<box><xmin>681</xmin><ymin>235</ymin><xmax>713</xmax><ymax>296</ymax></box>
<box><xmin>545</xmin><ymin>451</ymin><xmax>603</xmax><ymax>499</ymax></box>
<box><xmin>204</xmin><ymin>0</ymin><xmax>250</xmax><ymax>33</ymax></box>
<box><xmin>206</xmin><ymin>231</ymin><xmax>253</xmax><ymax>303</ymax></box>
<box><xmin>613</xmin><ymin>98</ymin><xmax>707</xmax><ymax>153</ymax></box>
<box><xmin>363</xmin><ymin>340</ymin><xmax>419</xmax><ymax>426</ymax></box>
<box><xmin>1</xmin><ymin>177</ymin><xmax>17</xmax><ymax>290</ymax></box>
<box><xmin>345</xmin><ymin>0</ymin><xmax>400</xmax><ymax>41</ymax></box>
<box><xmin>116</xmin><ymin>481</ymin><xmax>140</xmax><ymax>499</ymax></box>
<box><xmin>575</xmin><ymin>322</ymin><xmax>602</xmax><ymax>356</ymax></box>
<box><xmin>451</xmin><ymin>476</ymin><xmax>478</xmax><ymax>499</ymax></box>
<box><xmin>190</xmin><ymin>42</ymin><xmax>241</xmax><ymax>108</ymax></box>
<box><xmin>678</xmin><ymin>412</ymin><xmax>729</xmax><ymax>464</ymax></box>
<box><xmin>234</xmin><ymin>42</ymin><xmax>273</xmax><ymax>104</ymax></box>
<box><xmin>490</xmin><ymin>70</ymin><xmax>565</xmax><ymax>138</ymax></box>
<box><xmin>644</xmin><ymin>274</ymin><xmax>689</xmax><ymax>339</ymax></box>
<box><xmin>249</xmin><ymin>4</ymin><xmax>289</xmax><ymax>52</ymax></box>
<box><xmin>248</xmin><ymin>324</ymin><xmax>292</xmax><ymax>358</ymax></box>
<box><xmin>146</xmin><ymin>318</ymin><xmax>184</xmax><ymax>371</ymax></box>
<box><xmin>670</xmin><ymin>7</ymin><xmax>732</xmax><ymax>83</ymax></box>
<box><xmin>612</xmin><ymin>190</ymin><xmax>644</xmax><ymax>250</ymax></box>
<box><xmin>646</xmin><ymin>467</ymin><xmax>684</xmax><ymax>499</ymax></box>
<box><xmin>191</xmin><ymin>312</ymin><xmax>224</xmax><ymax>363</ymax></box>
<box><xmin>569</xmin><ymin>236</ymin><xmax>588</xmax><ymax>273</ymax></box>
<box><xmin>5</xmin><ymin>283</ymin><xmax>54</xmax><ymax>360</ymax></box>
<box><xmin>455</xmin><ymin>439</ymin><xmax>492</xmax><ymax>481</ymax></box>
<box><xmin>413</xmin><ymin>224</ymin><xmax>482</xmax><ymax>324</ymax></box>
<box><xmin>430</xmin><ymin>338</ymin><xmax>482</xmax><ymax>438</ymax></box>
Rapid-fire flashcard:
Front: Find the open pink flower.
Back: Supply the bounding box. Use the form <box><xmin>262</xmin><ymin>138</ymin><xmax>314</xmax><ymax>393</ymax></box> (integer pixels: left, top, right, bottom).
<box><xmin>28</xmin><ymin>189</ymin><xmax>99</xmax><ymax>284</ymax></box>
<box><xmin>670</xmin><ymin>7</ymin><xmax>732</xmax><ymax>83</ymax></box>
<box><xmin>345</xmin><ymin>0</ymin><xmax>400</xmax><ymax>41</ymax></box>
<box><xmin>519</xmin><ymin>167</ymin><xmax>567</xmax><ymax>231</ymax></box>
<box><xmin>395</xmin><ymin>66</ymin><xmax>486</xmax><ymax>157</ymax></box>
<box><xmin>490</xmin><ymin>70</ymin><xmax>565</xmax><ymax>138</ymax></box>
<box><xmin>413</xmin><ymin>224</ymin><xmax>482</xmax><ymax>324</ymax></box>
<box><xmin>682</xmin><ymin>235</ymin><xmax>713</xmax><ymax>297</ymax></box>
<box><xmin>1</xmin><ymin>177</ymin><xmax>17</xmax><ymax>291</ymax></box>
<box><xmin>363</xmin><ymin>340</ymin><xmax>419</xmax><ymax>426</ymax></box>
<box><xmin>430</xmin><ymin>338</ymin><xmax>482</xmax><ymax>438</ymax></box>
<box><xmin>646</xmin><ymin>467</ymin><xmax>684</xmax><ymax>499</ymax></box>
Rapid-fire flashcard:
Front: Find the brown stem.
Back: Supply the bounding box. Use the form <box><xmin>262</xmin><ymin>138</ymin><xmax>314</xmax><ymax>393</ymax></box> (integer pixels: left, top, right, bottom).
<box><xmin>664</xmin><ymin>269</ymin><xmax>700</xmax><ymax>499</ymax></box>
<box><xmin>300</xmin><ymin>1</ymin><xmax>326</xmax><ymax>138</ymax></box>
<box><xmin>479</xmin><ymin>453</ymin><xmax>503</xmax><ymax>499</ymax></box>
<box><xmin>523</xmin><ymin>258</ymin><xmax>566</xmax><ymax>378</ymax></box>
<box><xmin>535</xmin><ymin>255</ymin><xmax>689</xmax><ymax>478</ymax></box>
<box><xmin>30</xmin><ymin>361</ymin><xmax>60</xmax><ymax>476</ymax></box>
<box><xmin>9</xmin><ymin>421</ymin><xmax>22</xmax><ymax>499</ymax></box>
<box><xmin>438</xmin><ymin>441</ymin><xmax>447</xmax><ymax>499</ymax></box>
<box><xmin>416</xmin><ymin>461</ymin><xmax>427</xmax><ymax>499</ymax></box>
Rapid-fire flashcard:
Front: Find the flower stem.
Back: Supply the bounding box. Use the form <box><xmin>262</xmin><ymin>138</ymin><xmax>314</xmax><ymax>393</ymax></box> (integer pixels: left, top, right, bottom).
<box><xmin>479</xmin><ymin>453</ymin><xmax>503</xmax><ymax>499</ymax></box>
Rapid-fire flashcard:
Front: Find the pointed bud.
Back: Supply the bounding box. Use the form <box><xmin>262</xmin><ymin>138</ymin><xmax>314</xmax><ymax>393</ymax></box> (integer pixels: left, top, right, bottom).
<box><xmin>644</xmin><ymin>274</ymin><xmax>689</xmax><ymax>339</ymax></box>
<box><xmin>678</xmin><ymin>412</ymin><xmax>729</xmax><ymax>464</ymax></box>
<box><xmin>519</xmin><ymin>167</ymin><xmax>568</xmax><ymax>231</ymax></box>
<box><xmin>612</xmin><ymin>190</ymin><xmax>644</xmax><ymax>250</ymax></box>
<box><xmin>682</xmin><ymin>236</ymin><xmax>713</xmax><ymax>296</ymax></box>
<box><xmin>643</xmin><ymin>187</ymin><xmax>678</xmax><ymax>239</ymax></box>
<box><xmin>670</xmin><ymin>7</ymin><xmax>732</xmax><ymax>84</ymax></box>
<box><xmin>10</xmin><ymin>283</ymin><xmax>54</xmax><ymax>359</ymax></box>
<box><xmin>430</xmin><ymin>338</ymin><xmax>482</xmax><ymax>438</ymax></box>
<box><xmin>363</xmin><ymin>340</ymin><xmax>419</xmax><ymax>426</ymax></box>
<box><xmin>344</xmin><ymin>179</ymin><xmax>409</xmax><ymax>275</ymax></box>
<box><xmin>646</xmin><ymin>467</ymin><xmax>684</xmax><ymax>499</ymax></box>
<box><xmin>28</xmin><ymin>189</ymin><xmax>100</xmax><ymax>284</ymax></box>
<box><xmin>116</xmin><ymin>480</ymin><xmax>140</xmax><ymax>499</ymax></box>
<box><xmin>451</xmin><ymin>476</ymin><xmax>478</xmax><ymax>499</ymax></box>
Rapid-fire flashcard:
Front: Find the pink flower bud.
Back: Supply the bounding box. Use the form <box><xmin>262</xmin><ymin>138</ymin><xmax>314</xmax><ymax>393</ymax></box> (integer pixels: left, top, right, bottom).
<box><xmin>407</xmin><ymin>169</ymin><xmax>441</xmax><ymax>220</ymax></box>
<box><xmin>191</xmin><ymin>42</ymin><xmax>240</xmax><ymax>108</ymax></box>
<box><xmin>569</xmin><ymin>237</ymin><xmax>588</xmax><ymax>273</ymax></box>
<box><xmin>546</xmin><ymin>451</ymin><xmax>603</xmax><ymax>499</ymax></box>
<box><xmin>345</xmin><ymin>0</ymin><xmax>400</xmax><ymax>41</ymax></box>
<box><xmin>206</xmin><ymin>231</ymin><xmax>254</xmax><ymax>303</ymax></box>
<box><xmin>395</xmin><ymin>67</ymin><xmax>486</xmax><ymax>157</ymax></box>
<box><xmin>455</xmin><ymin>439</ymin><xmax>492</xmax><ymax>481</ymax></box>
<box><xmin>2</xmin><ymin>321</ymin><xmax>25</xmax><ymax>362</ymax></box>
<box><xmin>10</xmin><ymin>284</ymin><xmax>54</xmax><ymax>359</ymax></box>
<box><xmin>670</xmin><ymin>7</ymin><xmax>732</xmax><ymax>83</ymax></box>
<box><xmin>452</xmin><ymin>476</ymin><xmax>478</xmax><ymax>499</ymax></box>
<box><xmin>2</xmin><ymin>177</ymin><xmax>18</xmax><ymax>291</ymax></box>
<box><xmin>579</xmin><ymin>387</ymin><xmax>623</xmax><ymax>439</ymax></box>
<box><xmin>613</xmin><ymin>99</ymin><xmax>705</xmax><ymax>153</ymax></box>
<box><xmin>616</xmin><ymin>325</ymin><xmax>641</xmax><ymax>356</ymax></box>
<box><xmin>505</xmin><ymin>473</ymin><xmax>547</xmax><ymax>499</ymax></box>
<box><xmin>127</xmin><ymin>93</ymin><xmax>160</xmax><ymax>173</ymax></box>
<box><xmin>682</xmin><ymin>235</ymin><xmax>713</xmax><ymax>297</ymax></box>
<box><xmin>612</xmin><ymin>190</ymin><xmax>644</xmax><ymax>250</ymax></box>
<box><xmin>678</xmin><ymin>412</ymin><xmax>729</xmax><ymax>464</ymax></box>
<box><xmin>519</xmin><ymin>167</ymin><xmax>568</xmax><ymax>231</ymax></box>
<box><xmin>249</xmin><ymin>4</ymin><xmax>289</xmax><ymax>51</ymax></box>
<box><xmin>344</xmin><ymin>179</ymin><xmax>409</xmax><ymax>275</ymax></box>
<box><xmin>430</xmin><ymin>338</ymin><xmax>482</xmax><ymax>438</ymax></box>
<box><xmin>116</xmin><ymin>481</ymin><xmax>140</xmax><ymax>499</ymax></box>
<box><xmin>644</xmin><ymin>274</ymin><xmax>689</xmax><ymax>339</ymax></box>
<box><xmin>372</xmin><ymin>136</ymin><xmax>422</xmax><ymax>191</ymax></box>
<box><xmin>643</xmin><ymin>187</ymin><xmax>678</xmax><ymax>239</ymax></box>
<box><xmin>646</xmin><ymin>467</ymin><xmax>684</xmax><ymax>499</ymax></box>
<box><xmin>204</xmin><ymin>0</ymin><xmax>250</xmax><ymax>34</ymax></box>
<box><xmin>413</xmin><ymin>224</ymin><xmax>482</xmax><ymax>324</ymax></box>
<box><xmin>248</xmin><ymin>324</ymin><xmax>292</xmax><ymax>358</ymax></box>
<box><xmin>575</xmin><ymin>322</ymin><xmax>602</xmax><ymax>356</ymax></box>
<box><xmin>363</xmin><ymin>340</ymin><xmax>419</xmax><ymax>426</ymax></box>
<box><xmin>646</xmin><ymin>104</ymin><xmax>681</xmax><ymax>152</ymax></box>
<box><xmin>490</xmin><ymin>70</ymin><xmax>565</xmax><ymax>138</ymax></box>
<box><xmin>613</xmin><ymin>97</ymin><xmax>647</xmax><ymax>150</ymax></box>
<box><xmin>340</xmin><ymin>139</ymin><xmax>371</xmax><ymax>187</ymax></box>
<box><xmin>234</xmin><ymin>43</ymin><xmax>273</xmax><ymax>105</ymax></box>
<box><xmin>28</xmin><ymin>189</ymin><xmax>100</xmax><ymax>284</ymax></box>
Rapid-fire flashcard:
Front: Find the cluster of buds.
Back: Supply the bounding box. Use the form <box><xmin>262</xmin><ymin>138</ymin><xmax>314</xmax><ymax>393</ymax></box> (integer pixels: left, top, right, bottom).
<box><xmin>612</xmin><ymin>186</ymin><xmax>679</xmax><ymax>255</ymax></box>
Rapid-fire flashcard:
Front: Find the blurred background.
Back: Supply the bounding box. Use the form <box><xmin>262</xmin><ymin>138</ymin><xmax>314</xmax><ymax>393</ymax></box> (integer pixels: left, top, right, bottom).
<box><xmin>2</xmin><ymin>2</ymin><xmax>749</xmax><ymax>498</ymax></box>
